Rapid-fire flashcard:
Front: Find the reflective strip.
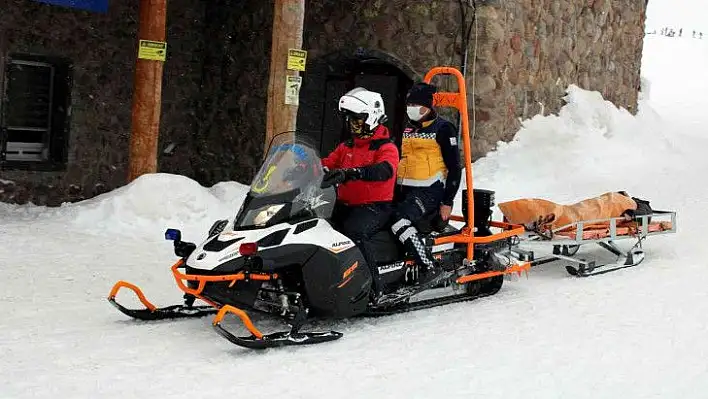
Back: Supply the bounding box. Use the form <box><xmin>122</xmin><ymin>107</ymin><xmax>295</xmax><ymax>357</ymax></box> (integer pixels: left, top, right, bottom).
<box><xmin>397</xmin><ymin>172</ymin><xmax>445</xmax><ymax>187</ymax></box>
<box><xmin>399</xmin><ymin>226</ymin><xmax>416</xmax><ymax>242</ymax></box>
<box><xmin>391</xmin><ymin>218</ymin><xmax>412</xmax><ymax>234</ymax></box>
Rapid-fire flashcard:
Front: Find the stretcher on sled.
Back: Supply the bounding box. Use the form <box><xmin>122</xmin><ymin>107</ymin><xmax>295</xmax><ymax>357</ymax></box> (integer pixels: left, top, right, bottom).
<box><xmin>503</xmin><ymin>211</ymin><xmax>677</xmax><ymax>277</ymax></box>
<box><xmin>493</xmin><ymin>192</ymin><xmax>677</xmax><ymax>277</ymax></box>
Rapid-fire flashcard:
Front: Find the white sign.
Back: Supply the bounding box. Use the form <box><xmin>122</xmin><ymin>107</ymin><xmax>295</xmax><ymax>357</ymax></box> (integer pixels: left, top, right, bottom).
<box><xmin>285</xmin><ymin>75</ymin><xmax>302</xmax><ymax>105</ymax></box>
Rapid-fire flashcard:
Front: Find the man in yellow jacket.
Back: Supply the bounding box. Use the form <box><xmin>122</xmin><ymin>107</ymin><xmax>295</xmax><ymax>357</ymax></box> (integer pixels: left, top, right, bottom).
<box><xmin>390</xmin><ymin>82</ymin><xmax>462</xmax><ymax>288</ymax></box>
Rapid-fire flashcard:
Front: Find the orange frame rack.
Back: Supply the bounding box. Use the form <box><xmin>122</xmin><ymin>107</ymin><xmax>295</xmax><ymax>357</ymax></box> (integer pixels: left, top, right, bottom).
<box><xmin>422</xmin><ymin>67</ymin><xmax>530</xmax><ymax>283</ymax></box>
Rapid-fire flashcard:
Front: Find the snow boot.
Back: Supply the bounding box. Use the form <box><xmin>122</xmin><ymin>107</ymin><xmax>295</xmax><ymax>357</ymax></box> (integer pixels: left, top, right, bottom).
<box><xmin>416</xmin><ymin>260</ymin><xmax>447</xmax><ymax>288</ymax></box>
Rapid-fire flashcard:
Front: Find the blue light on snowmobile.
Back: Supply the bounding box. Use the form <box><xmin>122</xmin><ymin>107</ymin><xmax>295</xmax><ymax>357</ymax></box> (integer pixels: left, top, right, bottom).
<box><xmin>165</xmin><ymin>228</ymin><xmax>181</xmax><ymax>241</ymax></box>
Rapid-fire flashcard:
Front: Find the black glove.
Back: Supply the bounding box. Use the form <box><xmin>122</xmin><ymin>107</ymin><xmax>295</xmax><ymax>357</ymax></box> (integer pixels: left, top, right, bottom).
<box><xmin>321</xmin><ymin>168</ymin><xmax>360</xmax><ymax>188</ymax></box>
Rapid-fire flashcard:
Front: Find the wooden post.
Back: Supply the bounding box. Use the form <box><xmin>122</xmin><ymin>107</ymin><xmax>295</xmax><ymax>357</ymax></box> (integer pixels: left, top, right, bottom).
<box><xmin>265</xmin><ymin>0</ymin><xmax>306</xmax><ymax>152</ymax></box>
<box><xmin>127</xmin><ymin>0</ymin><xmax>167</xmax><ymax>182</ymax></box>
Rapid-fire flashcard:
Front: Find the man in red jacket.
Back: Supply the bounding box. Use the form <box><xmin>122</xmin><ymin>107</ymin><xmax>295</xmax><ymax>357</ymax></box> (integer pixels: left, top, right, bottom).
<box><xmin>321</xmin><ymin>88</ymin><xmax>399</xmax><ymax>298</ymax></box>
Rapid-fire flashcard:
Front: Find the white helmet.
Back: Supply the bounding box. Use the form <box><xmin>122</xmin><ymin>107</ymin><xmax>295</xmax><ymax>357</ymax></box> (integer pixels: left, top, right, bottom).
<box><xmin>338</xmin><ymin>88</ymin><xmax>388</xmax><ymax>136</ymax></box>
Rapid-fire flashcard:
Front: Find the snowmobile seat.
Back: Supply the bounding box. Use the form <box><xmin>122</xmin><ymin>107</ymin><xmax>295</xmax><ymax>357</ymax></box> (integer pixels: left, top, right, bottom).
<box><xmin>367</xmin><ymin>229</ymin><xmax>402</xmax><ymax>264</ymax></box>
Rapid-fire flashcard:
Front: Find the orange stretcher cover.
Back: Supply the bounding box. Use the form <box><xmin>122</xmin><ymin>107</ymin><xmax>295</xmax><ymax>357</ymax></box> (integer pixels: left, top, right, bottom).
<box><xmin>498</xmin><ymin>192</ymin><xmax>638</xmax><ymax>232</ymax></box>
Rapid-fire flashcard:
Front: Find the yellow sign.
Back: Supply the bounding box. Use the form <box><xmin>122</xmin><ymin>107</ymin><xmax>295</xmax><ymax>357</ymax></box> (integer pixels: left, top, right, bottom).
<box><xmin>285</xmin><ymin>76</ymin><xmax>302</xmax><ymax>105</ymax></box>
<box><xmin>287</xmin><ymin>49</ymin><xmax>307</xmax><ymax>71</ymax></box>
<box><xmin>138</xmin><ymin>40</ymin><xmax>167</xmax><ymax>61</ymax></box>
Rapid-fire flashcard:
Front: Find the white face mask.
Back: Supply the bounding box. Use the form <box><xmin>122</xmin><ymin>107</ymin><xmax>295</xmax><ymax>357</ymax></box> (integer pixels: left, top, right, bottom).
<box><xmin>407</xmin><ymin>106</ymin><xmax>425</xmax><ymax>121</ymax></box>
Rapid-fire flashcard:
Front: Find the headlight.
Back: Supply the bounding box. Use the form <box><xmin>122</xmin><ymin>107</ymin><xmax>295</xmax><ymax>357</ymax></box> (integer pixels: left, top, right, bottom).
<box><xmin>253</xmin><ymin>204</ymin><xmax>286</xmax><ymax>226</ymax></box>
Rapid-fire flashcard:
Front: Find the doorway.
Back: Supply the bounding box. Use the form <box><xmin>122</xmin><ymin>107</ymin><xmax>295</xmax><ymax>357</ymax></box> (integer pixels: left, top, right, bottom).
<box><xmin>296</xmin><ymin>49</ymin><xmax>415</xmax><ymax>156</ymax></box>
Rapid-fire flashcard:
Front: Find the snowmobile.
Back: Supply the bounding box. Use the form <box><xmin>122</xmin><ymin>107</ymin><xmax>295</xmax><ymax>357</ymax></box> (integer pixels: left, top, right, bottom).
<box><xmin>107</xmin><ymin>67</ymin><xmax>531</xmax><ymax>349</ymax></box>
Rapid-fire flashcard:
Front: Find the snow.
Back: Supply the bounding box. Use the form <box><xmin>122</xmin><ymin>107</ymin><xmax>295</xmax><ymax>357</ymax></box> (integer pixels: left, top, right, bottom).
<box><xmin>2</xmin><ymin>34</ymin><xmax>708</xmax><ymax>398</ymax></box>
<box><xmin>0</xmin><ymin>174</ymin><xmax>248</xmax><ymax>242</ymax></box>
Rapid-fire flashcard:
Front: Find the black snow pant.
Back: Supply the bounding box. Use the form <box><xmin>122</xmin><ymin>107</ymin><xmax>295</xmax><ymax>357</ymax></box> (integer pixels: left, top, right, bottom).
<box><xmin>331</xmin><ymin>202</ymin><xmax>393</xmax><ymax>294</ymax></box>
<box><xmin>390</xmin><ymin>182</ymin><xmax>445</xmax><ymax>271</ymax></box>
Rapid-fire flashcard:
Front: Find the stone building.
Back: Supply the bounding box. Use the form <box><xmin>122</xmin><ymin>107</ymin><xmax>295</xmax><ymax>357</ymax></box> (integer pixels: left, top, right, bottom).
<box><xmin>0</xmin><ymin>0</ymin><xmax>647</xmax><ymax>206</ymax></box>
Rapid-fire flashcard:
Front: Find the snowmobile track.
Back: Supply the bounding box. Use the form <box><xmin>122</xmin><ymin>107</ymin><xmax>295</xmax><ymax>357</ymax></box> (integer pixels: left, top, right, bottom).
<box><xmin>363</xmin><ymin>289</ymin><xmax>498</xmax><ymax>317</ymax></box>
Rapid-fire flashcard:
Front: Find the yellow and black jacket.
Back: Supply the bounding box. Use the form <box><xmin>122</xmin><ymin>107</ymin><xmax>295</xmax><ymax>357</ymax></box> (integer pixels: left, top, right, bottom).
<box><xmin>397</xmin><ymin>115</ymin><xmax>462</xmax><ymax>206</ymax></box>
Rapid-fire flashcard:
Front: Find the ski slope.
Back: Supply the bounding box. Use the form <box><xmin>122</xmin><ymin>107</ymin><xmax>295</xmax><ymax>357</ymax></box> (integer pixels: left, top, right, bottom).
<box><xmin>2</xmin><ymin>34</ymin><xmax>707</xmax><ymax>398</ymax></box>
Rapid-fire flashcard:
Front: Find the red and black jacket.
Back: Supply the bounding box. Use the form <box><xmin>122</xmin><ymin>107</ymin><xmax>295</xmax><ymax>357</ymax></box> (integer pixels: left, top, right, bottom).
<box><xmin>321</xmin><ymin>125</ymin><xmax>399</xmax><ymax>206</ymax></box>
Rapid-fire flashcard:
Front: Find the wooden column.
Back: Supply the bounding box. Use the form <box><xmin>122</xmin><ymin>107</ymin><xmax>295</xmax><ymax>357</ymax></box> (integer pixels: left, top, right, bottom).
<box><xmin>265</xmin><ymin>0</ymin><xmax>306</xmax><ymax>151</ymax></box>
<box><xmin>127</xmin><ymin>0</ymin><xmax>167</xmax><ymax>182</ymax></box>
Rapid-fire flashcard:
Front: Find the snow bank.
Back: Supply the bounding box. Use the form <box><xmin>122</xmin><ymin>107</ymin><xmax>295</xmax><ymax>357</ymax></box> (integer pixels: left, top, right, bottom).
<box><xmin>463</xmin><ymin>84</ymin><xmax>682</xmax><ymax>220</ymax></box>
<box><xmin>4</xmin><ymin>174</ymin><xmax>249</xmax><ymax>242</ymax></box>
<box><xmin>64</xmin><ymin>174</ymin><xmax>247</xmax><ymax>241</ymax></box>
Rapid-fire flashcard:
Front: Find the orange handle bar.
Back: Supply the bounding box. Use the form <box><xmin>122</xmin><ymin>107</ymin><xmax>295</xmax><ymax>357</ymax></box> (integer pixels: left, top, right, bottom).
<box><xmin>423</xmin><ymin>66</ymin><xmax>478</xmax><ymax>259</ymax></box>
<box><xmin>213</xmin><ymin>305</ymin><xmax>264</xmax><ymax>339</ymax></box>
<box><xmin>170</xmin><ymin>260</ymin><xmax>278</xmax><ymax>297</ymax></box>
<box><xmin>433</xmin><ymin>221</ymin><xmax>525</xmax><ymax>245</ymax></box>
<box><xmin>423</xmin><ymin>67</ymin><xmax>469</xmax><ymax>114</ymax></box>
<box><xmin>108</xmin><ymin>281</ymin><xmax>157</xmax><ymax>312</ymax></box>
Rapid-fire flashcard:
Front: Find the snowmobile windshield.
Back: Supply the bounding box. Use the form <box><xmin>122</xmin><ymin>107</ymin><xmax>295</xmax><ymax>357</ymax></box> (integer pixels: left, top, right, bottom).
<box><xmin>234</xmin><ymin>132</ymin><xmax>336</xmax><ymax>230</ymax></box>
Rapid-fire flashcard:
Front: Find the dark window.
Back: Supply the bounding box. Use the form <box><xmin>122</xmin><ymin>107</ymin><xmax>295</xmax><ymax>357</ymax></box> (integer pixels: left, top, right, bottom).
<box><xmin>297</xmin><ymin>54</ymin><xmax>413</xmax><ymax>156</ymax></box>
<box><xmin>1</xmin><ymin>53</ymin><xmax>73</xmax><ymax>171</ymax></box>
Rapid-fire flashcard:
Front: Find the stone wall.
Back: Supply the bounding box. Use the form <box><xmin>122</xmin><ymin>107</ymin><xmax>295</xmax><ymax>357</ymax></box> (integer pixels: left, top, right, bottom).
<box><xmin>184</xmin><ymin>0</ymin><xmax>273</xmax><ymax>187</ymax></box>
<box><xmin>0</xmin><ymin>0</ymin><xmax>205</xmax><ymax>205</ymax></box>
<box><xmin>0</xmin><ymin>0</ymin><xmax>647</xmax><ymax>206</ymax></box>
<box><xmin>470</xmin><ymin>0</ymin><xmax>647</xmax><ymax>156</ymax></box>
<box><xmin>299</xmin><ymin>0</ymin><xmax>470</xmax><ymax>153</ymax></box>
<box><xmin>305</xmin><ymin>0</ymin><xmax>464</xmax><ymax>76</ymax></box>
<box><xmin>0</xmin><ymin>0</ymin><xmax>272</xmax><ymax>205</ymax></box>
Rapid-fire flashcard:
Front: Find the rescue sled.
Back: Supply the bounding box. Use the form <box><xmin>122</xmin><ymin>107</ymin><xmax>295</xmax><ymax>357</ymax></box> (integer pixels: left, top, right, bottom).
<box><xmin>107</xmin><ymin>67</ymin><xmax>531</xmax><ymax>350</ymax></box>
<box><xmin>507</xmin><ymin>210</ymin><xmax>677</xmax><ymax>277</ymax></box>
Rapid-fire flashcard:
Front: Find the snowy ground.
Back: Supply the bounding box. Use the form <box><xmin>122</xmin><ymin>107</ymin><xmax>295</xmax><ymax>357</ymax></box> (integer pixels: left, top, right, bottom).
<box><xmin>2</xmin><ymin>34</ymin><xmax>707</xmax><ymax>398</ymax></box>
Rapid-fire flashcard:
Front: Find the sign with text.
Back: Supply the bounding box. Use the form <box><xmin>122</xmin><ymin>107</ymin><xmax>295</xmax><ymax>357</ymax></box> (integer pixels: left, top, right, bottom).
<box><xmin>287</xmin><ymin>49</ymin><xmax>307</xmax><ymax>72</ymax></box>
<box><xmin>138</xmin><ymin>40</ymin><xmax>167</xmax><ymax>62</ymax></box>
<box><xmin>285</xmin><ymin>76</ymin><xmax>302</xmax><ymax>105</ymax></box>
<box><xmin>34</xmin><ymin>0</ymin><xmax>109</xmax><ymax>13</ymax></box>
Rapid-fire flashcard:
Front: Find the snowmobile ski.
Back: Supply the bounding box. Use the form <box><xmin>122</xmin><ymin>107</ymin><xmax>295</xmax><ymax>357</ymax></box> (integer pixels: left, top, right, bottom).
<box><xmin>214</xmin><ymin>329</ymin><xmax>344</xmax><ymax>350</ymax></box>
<box><xmin>565</xmin><ymin>246</ymin><xmax>645</xmax><ymax>277</ymax></box>
<box><xmin>566</xmin><ymin>251</ymin><xmax>645</xmax><ymax>277</ymax></box>
<box><xmin>109</xmin><ymin>301</ymin><xmax>218</xmax><ymax>321</ymax></box>
<box><xmin>108</xmin><ymin>280</ymin><xmax>218</xmax><ymax>321</ymax></box>
<box><xmin>212</xmin><ymin>305</ymin><xmax>343</xmax><ymax>350</ymax></box>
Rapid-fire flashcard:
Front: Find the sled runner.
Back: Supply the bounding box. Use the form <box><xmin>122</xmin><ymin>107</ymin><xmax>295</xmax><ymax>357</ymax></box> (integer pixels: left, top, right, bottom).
<box><xmin>507</xmin><ymin>210</ymin><xmax>676</xmax><ymax>277</ymax></box>
<box><xmin>106</xmin><ymin>66</ymin><xmax>532</xmax><ymax>350</ymax></box>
